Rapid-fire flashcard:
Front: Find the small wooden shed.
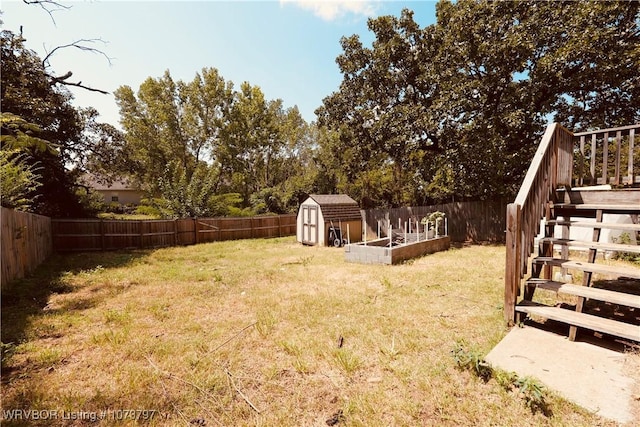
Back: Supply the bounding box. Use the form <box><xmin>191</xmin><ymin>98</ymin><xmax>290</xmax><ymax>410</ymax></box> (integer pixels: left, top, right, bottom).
<box><xmin>297</xmin><ymin>194</ymin><xmax>362</xmax><ymax>246</ymax></box>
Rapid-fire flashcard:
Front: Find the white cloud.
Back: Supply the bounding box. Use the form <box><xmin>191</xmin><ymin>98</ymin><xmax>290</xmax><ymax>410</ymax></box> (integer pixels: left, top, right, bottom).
<box><xmin>280</xmin><ymin>0</ymin><xmax>380</xmax><ymax>21</ymax></box>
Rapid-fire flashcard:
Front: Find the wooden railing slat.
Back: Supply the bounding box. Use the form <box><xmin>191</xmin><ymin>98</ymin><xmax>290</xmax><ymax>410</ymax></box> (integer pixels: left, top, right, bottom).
<box><xmin>602</xmin><ymin>132</ymin><xmax>609</xmax><ymax>185</ymax></box>
<box><xmin>590</xmin><ymin>133</ymin><xmax>597</xmax><ymax>185</ymax></box>
<box><xmin>614</xmin><ymin>130</ymin><xmax>622</xmax><ymax>186</ymax></box>
<box><xmin>578</xmin><ymin>135</ymin><xmax>585</xmax><ymax>186</ymax></box>
<box><xmin>629</xmin><ymin>128</ymin><xmax>635</xmax><ymax>186</ymax></box>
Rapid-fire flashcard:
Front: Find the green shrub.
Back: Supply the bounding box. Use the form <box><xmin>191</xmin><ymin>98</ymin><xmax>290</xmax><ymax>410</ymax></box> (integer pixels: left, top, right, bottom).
<box><xmin>612</xmin><ymin>232</ymin><xmax>639</xmax><ymax>263</ymax></box>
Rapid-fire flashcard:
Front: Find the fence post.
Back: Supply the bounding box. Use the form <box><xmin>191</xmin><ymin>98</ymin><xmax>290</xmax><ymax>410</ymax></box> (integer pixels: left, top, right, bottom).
<box><xmin>174</xmin><ymin>219</ymin><xmax>178</xmax><ymax>246</ymax></box>
<box><xmin>139</xmin><ymin>220</ymin><xmax>144</xmax><ymax>249</ymax></box>
<box><xmin>194</xmin><ymin>217</ymin><xmax>199</xmax><ymax>244</ymax></box>
<box><xmin>278</xmin><ymin>215</ymin><xmax>282</xmax><ymax>238</ymax></box>
<box><xmin>100</xmin><ymin>219</ymin><xmax>105</xmax><ymax>251</ymax></box>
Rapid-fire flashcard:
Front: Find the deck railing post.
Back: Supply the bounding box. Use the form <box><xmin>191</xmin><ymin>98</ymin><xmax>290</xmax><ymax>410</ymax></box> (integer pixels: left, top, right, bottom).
<box><xmin>505</xmin><ymin>203</ymin><xmax>522</xmax><ymax>326</ymax></box>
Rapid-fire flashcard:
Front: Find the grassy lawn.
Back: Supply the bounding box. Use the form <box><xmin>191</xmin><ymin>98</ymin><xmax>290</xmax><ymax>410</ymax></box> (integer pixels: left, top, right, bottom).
<box><xmin>0</xmin><ymin>238</ymin><xmax>628</xmax><ymax>426</ymax></box>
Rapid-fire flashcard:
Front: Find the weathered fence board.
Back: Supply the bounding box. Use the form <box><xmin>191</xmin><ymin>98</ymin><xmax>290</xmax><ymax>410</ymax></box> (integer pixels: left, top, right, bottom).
<box><xmin>362</xmin><ymin>198</ymin><xmax>507</xmax><ymax>243</ymax></box>
<box><xmin>1</xmin><ymin>207</ymin><xmax>52</xmax><ymax>287</ymax></box>
<box><xmin>52</xmin><ymin>214</ymin><xmax>297</xmax><ymax>252</ymax></box>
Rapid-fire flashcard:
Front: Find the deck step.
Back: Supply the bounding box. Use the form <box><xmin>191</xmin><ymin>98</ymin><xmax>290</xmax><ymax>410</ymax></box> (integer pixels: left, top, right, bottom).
<box><xmin>532</xmin><ymin>257</ymin><xmax>640</xmax><ymax>279</ymax></box>
<box><xmin>556</xmin><ymin>188</ymin><xmax>640</xmax><ymax>205</ymax></box>
<box><xmin>552</xmin><ymin>203</ymin><xmax>640</xmax><ymax>212</ymax></box>
<box><xmin>546</xmin><ymin>220</ymin><xmax>640</xmax><ymax>232</ymax></box>
<box><xmin>538</xmin><ymin>238</ymin><xmax>640</xmax><ymax>254</ymax></box>
<box><xmin>526</xmin><ymin>279</ymin><xmax>640</xmax><ymax>309</ymax></box>
<box><xmin>516</xmin><ymin>301</ymin><xmax>640</xmax><ymax>342</ymax></box>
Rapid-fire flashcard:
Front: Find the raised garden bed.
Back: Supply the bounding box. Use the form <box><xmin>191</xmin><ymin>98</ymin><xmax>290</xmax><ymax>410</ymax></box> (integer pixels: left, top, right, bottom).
<box><xmin>344</xmin><ymin>234</ymin><xmax>450</xmax><ymax>265</ymax></box>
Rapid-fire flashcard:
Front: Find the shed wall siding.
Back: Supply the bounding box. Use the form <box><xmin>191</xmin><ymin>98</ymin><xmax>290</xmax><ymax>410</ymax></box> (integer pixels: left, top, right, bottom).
<box><xmin>324</xmin><ymin>219</ymin><xmax>362</xmax><ymax>245</ymax></box>
<box><xmin>297</xmin><ymin>198</ymin><xmax>322</xmax><ymax>245</ymax></box>
<box><xmin>296</xmin><ymin>196</ymin><xmax>363</xmax><ymax>247</ymax></box>
<box><xmin>318</xmin><ymin>208</ymin><xmax>325</xmax><ymax>246</ymax></box>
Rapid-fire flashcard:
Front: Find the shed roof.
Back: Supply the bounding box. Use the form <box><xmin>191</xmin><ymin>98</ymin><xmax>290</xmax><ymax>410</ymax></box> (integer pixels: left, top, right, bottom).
<box><xmin>308</xmin><ymin>194</ymin><xmax>361</xmax><ymax>222</ymax></box>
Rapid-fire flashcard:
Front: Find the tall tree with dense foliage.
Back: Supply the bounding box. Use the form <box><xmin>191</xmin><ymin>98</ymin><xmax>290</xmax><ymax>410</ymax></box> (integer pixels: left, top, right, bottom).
<box><xmin>115</xmin><ymin>68</ymin><xmax>233</xmax><ymax>192</ymax></box>
<box><xmin>217</xmin><ymin>82</ymin><xmax>281</xmax><ymax>205</ymax></box>
<box><xmin>317</xmin><ymin>0</ymin><xmax>640</xmax><ymax>207</ymax></box>
<box><xmin>1</xmin><ymin>30</ymin><xmax>90</xmax><ymax>216</ymax></box>
<box><xmin>114</xmin><ymin>69</ymin><xmax>315</xmax><ymax>217</ymax></box>
<box><xmin>113</xmin><ymin>69</ymin><xmax>232</xmax><ymax>217</ymax></box>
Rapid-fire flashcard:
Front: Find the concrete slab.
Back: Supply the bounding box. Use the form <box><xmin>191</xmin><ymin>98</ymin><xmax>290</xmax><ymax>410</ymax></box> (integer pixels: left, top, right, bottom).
<box><xmin>486</xmin><ymin>326</ymin><xmax>637</xmax><ymax>424</ymax></box>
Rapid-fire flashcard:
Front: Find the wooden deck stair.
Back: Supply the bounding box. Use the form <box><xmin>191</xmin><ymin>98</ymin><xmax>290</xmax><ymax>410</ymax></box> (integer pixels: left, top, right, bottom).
<box><xmin>517</xmin><ymin>301</ymin><xmax>640</xmax><ymax>342</ymax></box>
<box><xmin>545</xmin><ymin>220</ymin><xmax>640</xmax><ymax>232</ymax></box>
<box><xmin>525</xmin><ymin>279</ymin><xmax>640</xmax><ymax>308</ymax></box>
<box><xmin>530</xmin><ymin>257</ymin><xmax>640</xmax><ymax>279</ymax></box>
<box><xmin>537</xmin><ymin>238</ymin><xmax>640</xmax><ymax>255</ymax></box>
<box><xmin>516</xmin><ymin>189</ymin><xmax>640</xmax><ymax>342</ymax></box>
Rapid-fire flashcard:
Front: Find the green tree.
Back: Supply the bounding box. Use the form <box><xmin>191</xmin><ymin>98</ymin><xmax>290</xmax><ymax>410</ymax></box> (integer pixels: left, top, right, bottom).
<box><xmin>115</xmin><ymin>68</ymin><xmax>232</xmax><ymax>195</ymax></box>
<box><xmin>115</xmin><ymin>69</ymin><xmax>316</xmax><ymax>216</ymax></box>
<box><xmin>0</xmin><ymin>112</ymin><xmax>54</xmax><ymax>153</ymax></box>
<box><xmin>317</xmin><ymin>9</ymin><xmax>444</xmax><ymax>207</ymax></box>
<box><xmin>155</xmin><ymin>161</ymin><xmax>220</xmax><ymax>218</ymax></box>
<box><xmin>1</xmin><ymin>30</ymin><xmax>89</xmax><ymax>217</ymax></box>
<box><xmin>318</xmin><ymin>1</ymin><xmax>640</xmax><ymax>206</ymax></box>
<box><xmin>0</xmin><ymin>113</ymin><xmax>49</xmax><ymax>211</ymax></box>
<box><xmin>218</xmin><ymin>82</ymin><xmax>283</xmax><ymax>205</ymax></box>
<box><xmin>79</xmin><ymin>107</ymin><xmax>127</xmax><ymax>184</ymax></box>
<box><xmin>0</xmin><ymin>149</ymin><xmax>42</xmax><ymax>210</ymax></box>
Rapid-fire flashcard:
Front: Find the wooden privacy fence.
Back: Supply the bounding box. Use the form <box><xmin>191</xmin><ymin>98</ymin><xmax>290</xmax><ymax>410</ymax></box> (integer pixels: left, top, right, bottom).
<box><xmin>1</xmin><ymin>207</ymin><xmax>52</xmax><ymax>288</ymax></box>
<box><xmin>362</xmin><ymin>198</ymin><xmax>507</xmax><ymax>243</ymax></box>
<box><xmin>52</xmin><ymin>214</ymin><xmax>297</xmax><ymax>252</ymax></box>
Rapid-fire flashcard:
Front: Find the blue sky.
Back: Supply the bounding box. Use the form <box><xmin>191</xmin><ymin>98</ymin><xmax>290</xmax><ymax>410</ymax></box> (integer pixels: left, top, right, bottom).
<box><xmin>2</xmin><ymin>1</ymin><xmax>437</xmax><ymax>126</ymax></box>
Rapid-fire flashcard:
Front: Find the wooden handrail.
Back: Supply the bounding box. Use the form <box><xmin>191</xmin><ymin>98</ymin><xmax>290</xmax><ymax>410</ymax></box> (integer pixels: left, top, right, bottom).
<box><xmin>505</xmin><ymin>123</ymin><xmax>574</xmax><ymax>324</ymax></box>
<box><xmin>573</xmin><ymin>124</ymin><xmax>638</xmax><ymax>137</ymax></box>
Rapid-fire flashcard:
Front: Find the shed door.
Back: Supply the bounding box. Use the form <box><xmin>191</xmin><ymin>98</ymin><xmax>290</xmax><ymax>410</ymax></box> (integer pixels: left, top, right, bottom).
<box><xmin>302</xmin><ymin>206</ymin><xmax>318</xmax><ymax>245</ymax></box>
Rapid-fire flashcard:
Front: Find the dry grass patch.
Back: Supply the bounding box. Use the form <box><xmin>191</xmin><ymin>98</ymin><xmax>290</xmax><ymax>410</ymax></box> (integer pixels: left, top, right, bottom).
<box><xmin>0</xmin><ymin>238</ymin><xmax>632</xmax><ymax>426</ymax></box>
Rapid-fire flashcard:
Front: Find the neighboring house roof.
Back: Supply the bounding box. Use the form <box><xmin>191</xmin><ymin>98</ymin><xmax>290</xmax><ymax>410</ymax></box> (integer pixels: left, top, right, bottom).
<box><xmin>80</xmin><ymin>174</ymin><xmax>138</xmax><ymax>191</ymax></box>
<box><xmin>308</xmin><ymin>194</ymin><xmax>362</xmax><ymax>221</ymax></box>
